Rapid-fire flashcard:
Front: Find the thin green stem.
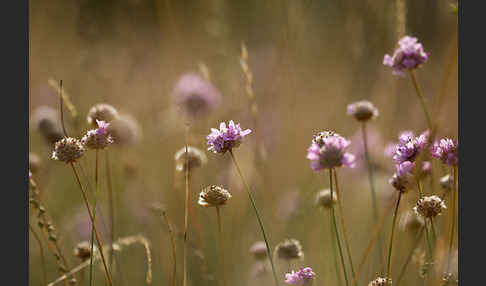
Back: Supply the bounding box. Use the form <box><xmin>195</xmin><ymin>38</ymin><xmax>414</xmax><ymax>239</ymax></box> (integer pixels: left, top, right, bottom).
<box><xmin>333</xmin><ymin>170</ymin><xmax>357</xmax><ymax>286</ymax></box>
<box><xmin>105</xmin><ymin>150</ymin><xmax>115</xmax><ymax>272</ymax></box>
<box><xmin>447</xmin><ymin>166</ymin><xmax>457</xmax><ymax>272</ymax></box>
<box><xmin>409</xmin><ymin>70</ymin><xmax>433</xmax><ymax>130</ymax></box>
<box><xmin>89</xmin><ymin>149</ymin><xmax>99</xmax><ymax>286</ymax></box>
<box><xmin>183</xmin><ymin>123</ymin><xmax>190</xmax><ymax>286</ymax></box>
<box><xmin>386</xmin><ymin>192</ymin><xmax>402</xmax><ymax>280</ymax></box>
<box><xmin>328</xmin><ymin>169</ymin><xmax>350</xmax><ymax>286</ymax></box>
<box><xmin>216</xmin><ymin>207</ymin><xmax>225</xmax><ymax>286</ymax></box>
<box><xmin>30</xmin><ymin>223</ymin><xmax>47</xmax><ymax>286</ymax></box>
<box><xmin>395</xmin><ymin>227</ymin><xmax>425</xmax><ymax>286</ymax></box>
<box><xmin>329</xmin><ymin>209</ymin><xmax>343</xmax><ymax>286</ymax></box>
<box><xmin>229</xmin><ymin>150</ymin><xmax>279</xmax><ymax>286</ymax></box>
<box><xmin>430</xmin><ymin>219</ymin><xmax>437</xmax><ymax>243</ymax></box>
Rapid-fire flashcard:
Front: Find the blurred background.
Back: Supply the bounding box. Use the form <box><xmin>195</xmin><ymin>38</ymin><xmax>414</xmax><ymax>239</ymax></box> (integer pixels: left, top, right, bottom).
<box><xmin>29</xmin><ymin>0</ymin><xmax>457</xmax><ymax>285</ymax></box>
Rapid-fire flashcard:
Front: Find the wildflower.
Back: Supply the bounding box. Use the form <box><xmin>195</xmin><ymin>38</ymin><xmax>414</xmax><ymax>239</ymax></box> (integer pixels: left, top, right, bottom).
<box><xmin>275</xmin><ymin>238</ymin><xmax>303</xmax><ymax>261</ymax></box>
<box><xmin>368</xmin><ymin>277</ymin><xmax>392</xmax><ymax>286</ymax></box>
<box><xmin>107</xmin><ymin>114</ymin><xmax>142</xmax><ymax>146</ymax></box>
<box><xmin>81</xmin><ymin>120</ymin><xmax>113</xmax><ymax>150</ymax></box>
<box><xmin>249</xmin><ymin>241</ymin><xmax>267</xmax><ymax>260</ymax></box>
<box><xmin>389</xmin><ymin>161</ymin><xmax>414</xmax><ymax>192</ymax></box>
<box><xmin>285</xmin><ymin>267</ymin><xmax>316</xmax><ymax>286</ymax></box>
<box><xmin>172</xmin><ymin>73</ymin><xmax>222</xmax><ymax>119</ymax></box>
<box><xmin>383</xmin><ymin>35</ymin><xmax>429</xmax><ymax>76</ymax></box>
<box><xmin>51</xmin><ymin>137</ymin><xmax>85</xmax><ymax>163</ymax></box>
<box><xmin>206</xmin><ymin>120</ymin><xmax>251</xmax><ymax>154</ymax></box>
<box><xmin>347</xmin><ymin>100</ymin><xmax>379</xmax><ymax>122</ymax></box>
<box><xmin>31</xmin><ymin>106</ymin><xmax>64</xmax><ymax>145</ymax></box>
<box><xmin>198</xmin><ymin>185</ymin><xmax>232</xmax><ymax>207</ymax></box>
<box><xmin>86</xmin><ymin>103</ymin><xmax>119</xmax><ymax>127</ymax></box>
<box><xmin>399</xmin><ymin>210</ymin><xmax>425</xmax><ymax>232</ymax></box>
<box><xmin>315</xmin><ymin>189</ymin><xmax>337</xmax><ymax>209</ymax></box>
<box><xmin>439</xmin><ymin>174</ymin><xmax>453</xmax><ymax>192</ymax></box>
<box><xmin>174</xmin><ymin>146</ymin><xmax>207</xmax><ymax>172</ymax></box>
<box><xmin>414</xmin><ymin>195</ymin><xmax>447</xmax><ymax>218</ymax></box>
<box><xmin>29</xmin><ymin>152</ymin><xmax>42</xmax><ymax>174</ymax></box>
<box><xmin>307</xmin><ymin>132</ymin><xmax>355</xmax><ymax>171</ymax></box>
<box><xmin>392</xmin><ymin>130</ymin><xmax>429</xmax><ymax>164</ymax></box>
<box><xmin>73</xmin><ymin>241</ymin><xmax>97</xmax><ymax>261</ymax></box>
<box><xmin>431</xmin><ymin>138</ymin><xmax>458</xmax><ymax>166</ymax></box>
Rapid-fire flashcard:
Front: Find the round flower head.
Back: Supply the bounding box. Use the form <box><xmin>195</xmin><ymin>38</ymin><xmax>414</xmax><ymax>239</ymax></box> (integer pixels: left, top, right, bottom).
<box><xmin>347</xmin><ymin>100</ymin><xmax>379</xmax><ymax>122</ymax></box>
<box><xmin>52</xmin><ymin>137</ymin><xmax>85</xmax><ymax>163</ymax></box>
<box><xmin>73</xmin><ymin>240</ymin><xmax>97</xmax><ymax>261</ymax></box>
<box><xmin>275</xmin><ymin>238</ymin><xmax>304</xmax><ymax>261</ymax></box>
<box><xmin>198</xmin><ymin>185</ymin><xmax>232</xmax><ymax>207</ymax></box>
<box><xmin>315</xmin><ymin>189</ymin><xmax>337</xmax><ymax>209</ymax></box>
<box><xmin>81</xmin><ymin>120</ymin><xmax>114</xmax><ymax>150</ymax></box>
<box><xmin>399</xmin><ymin>210</ymin><xmax>425</xmax><ymax>232</ymax></box>
<box><xmin>383</xmin><ymin>35</ymin><xmax>429</xmax><ymax>76</ymax></box>
<box><xmin>439</xmin><ymin>174</ymin><xmax>454</xmax><ymax>192</ymax></box>
<box><xmin>106</xmin><ymin>114</ymin><xmax>142</xmax><ymax>146</ymax></box>
<box><xmin>392</xmin><ymin>130</ymin><xmax>429</xmax><ymax>164</ymax></box>
<box><xmin>174</xmin><ymin>146</ymin><xmax>207</xmax><ymax>172</ymax></box>
<box><xmin>31</xmin><ymin>106</ymin><xmax>64</xmax><ymax>145</ymax></box>
<box><xmin>414</xmin><ymin>195</ymin><xmax>447</xmax><ymax>218</ymax></box>
<box><xmin>431</xmin><ymin>138</ymin><xmax>458</xmax><ymax>166</ymax></box>
<box><xmin>86</xmin><ymin>103</ymin><xmax>119</xmax><ymax>127</ymax></box>
<box><xmin>249</xmin><ymin>241</ymin><xmax>267</xmax><ymax>260</ymax></box>
<box><xmin>307</xmin><ymin>131</ymin><xmax>355</xmax><ymax>171</ymax></box>
<box><xmin>368</xmin><ymin>277</ymin><xmax>392</xmax><ymax>286</ymax></box>
<box><xmin>172</xmin><ymin>73</ymin><xmax>222</xmax><ymax>119</ymax></box>
<box><xmin>29</xmin><ymin>152</ymin><xmax>42</xmax><ymax>174</ymax></box>
<box><xmin>285</xmin><ymin>267</ymin><xmax>316</xmax><ymax>286</ymax></box>
<box><xmin>389</xmin><ymin>161</ymin><xmax>414</xmax><ymax>192</ymax></box>
<box><xmin>206</xmin><ymin>120</ymin><xmax>252</xmax><ymax>154</ymax></box>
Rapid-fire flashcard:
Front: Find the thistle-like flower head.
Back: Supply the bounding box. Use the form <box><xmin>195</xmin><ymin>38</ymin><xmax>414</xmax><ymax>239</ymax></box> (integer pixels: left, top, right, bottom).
<box><xmin>307</xmin><ymin>131</ymin><xmax>355</xmax><ymax>171</ymax></box>
<box><xmin>275</xmin><ymin>238</ymin><xmax>304</xmax><ymax>261</ymax></box>
<box><xmin>51</xmin><ymin>137</ymin><xmax>85</xmax><ymax>163</ymax></box>
<box><xmin>81</xmin><ymin>120</ymin><xmax>114</xmax><ymax>150</ymax></box>
<box><xmin>431</xmin><ymin>138</ymin><xmax>458</xmax><ymax>166</ymax></box>
<box><xmin>414</xmin><ymin>195</ymin><xmax>447</xmax><ymax>218</ymax></box>
<box><xmin>383</xmin><ymin>35</ymin><xmax>429</xmax><ymax>76</ymax></box>
<box><xmin>285</xmin><ymin>267</ymin><xmax>316</xmax><ymax>286</ymax></box>
<box><xmin>198</xmin><ymin>185</ymin><xmax>232</xmax><ymax>207</ymax></box>
<box><xmin>347</xmin><ymin>100</ymin><xmax>379</xmax><ymax>122</ymax></box>
<box><xmin>206</xmin><ymin>120</ymin><xmax>252</xmax><ymax>154</ymax></box>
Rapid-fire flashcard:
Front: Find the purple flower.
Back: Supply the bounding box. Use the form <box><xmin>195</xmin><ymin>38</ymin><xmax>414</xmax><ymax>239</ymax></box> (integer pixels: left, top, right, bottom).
<box><xmin>95</xmin><ymin>120</ymin><xmax>110</xmax><ymax>136</ymax></box>
<box><xmin>307</xmin><ymin>132</ymin><xmax>355</xmax><ymax>171</ymax></box>
<box><xmin>285</xmin><ymin>267</ymin><xmax>316</xmax><ymax>286</ymax></box>
<box><xmin>81</xmin><ymin>120</ymin><xmax>114</xmax><ymax>150</ymax></box>
<box><xmin>206</xmin><ymin>120</ymin><xmax>252</xmax><ymax>154</ymax></box>
<box><xmin>172</xmin><ymin>73</ymin><xmax>222</xmax><ymax>119</ymax></box>
<box><xmin>431</xmin><ymin>138</ymin><xmax>458</xmax><ymax>166</ymax></box>
<box><xmin>389</xmin><ymin>162</ymin><xmax>413</xmax><ymax>192</ymax></box>
<box><xmin>392</xmin><ymin>130</ymin><xmax>429</xmax><ymax>164</ymax></box>
<box><xmin>383</xmin><ymin>36</ymin><xmax>430</xmax><ymax>76</ymax></box>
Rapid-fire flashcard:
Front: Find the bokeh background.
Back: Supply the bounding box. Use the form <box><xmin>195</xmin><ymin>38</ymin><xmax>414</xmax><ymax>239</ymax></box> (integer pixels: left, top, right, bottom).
<box><xmin>29</xmin><ymin>0</ymin><xmax>458</xmax><ymax>285</ymax></box>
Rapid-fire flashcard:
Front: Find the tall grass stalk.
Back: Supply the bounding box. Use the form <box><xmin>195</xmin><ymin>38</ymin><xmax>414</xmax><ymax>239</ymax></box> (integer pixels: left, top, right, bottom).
<box><xmin>446</xmin><ymin>166</ymin><xmax>457</xmax><ymax>272</ymax></box>
<box><xmin>329</xmin><ymin>209</ymin><xmax>343</xmax><ymax>286</ymax></box>
<box><xmin>216</xmin><ymin>206</ymin><xmax>225</xmax><ymax>285</ymax></box>
<box><xmin>409</xmin><ymin>70</ymin><xmax>433</xmax><ymax>130</ymax></box>
<box><xmin>105</xmin><ymin>150</ymin><xmax>116</xmax><ymax>271</ymax></box>
<box><xmin>333</xmin><ymin>170</ymin><xmax>357</xmax><ymax>286</ymax></box>
<box><xmin>385</xmin><ymin>192</ymin><xmax>402</xmax><ymax>280</ymax></box>
<box><xmin>30</xmin><ymin>223</ymin><xmax>47</xmax><ymax>286</ymax></box>
<box><xmin>183</xmin><ymin>123</ymin><xmax>190</xmax><ymax>286</ymax></box>
<box><xmin>229</xmin><ymin>149</ymin><xmax>279</xmax><ymax>286</ymax></box>
<box><xmin>88</xmin><ymin>149</ymin><xmax>100</xmax><ymax>286</ymax></box>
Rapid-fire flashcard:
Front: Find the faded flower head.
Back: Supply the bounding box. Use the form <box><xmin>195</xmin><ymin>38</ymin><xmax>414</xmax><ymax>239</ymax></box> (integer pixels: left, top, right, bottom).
<box><xmin>399</xmin><ymin>210</ymin><xmax>425</xmax><ymax>232</ymax></box>
<box><xmin>285</xmin><ymin>267</ymin><xmax>316</xmax><ymax>286</ymax></box>
<box><xmin>29</xmin><ymin>152</ymin><xmax>42</xmax><ymax>174</ymax></box>
<box><xmin>86</xmin><ymin>103</ymin><xmax>119</xmax><ymax>127</ymax></box>
<box><xmin>107</xmin><ymin>114</ymin><xmax>142</xmax><ymax>146</ymax></box>
<box><xmin>431</xmin><ymin>138</ymin><xmax>458</xmax><ymax>166</ymax></box>
<box><xmin>206</xmin><ymin>120</ymin><xmax>252</xmax><ymax>154</ymax></box>
<box><xmin>172</xmin><ymin>73</ymin><xmax>222</xmax><ymax>119</ymax></box>
<box><xmin>414</xmin><ymin>195</ymin><xmax>447</xmax><ymax>218</ymax></box>
<box><xmin>392</xmin><ymin>130</ymin><xmax>429</xmax><ymax>164</ymax></box>
<box><xmin>347</xmin><ymin>100</ymin><xmax>379</xmax><ymax>122</ymax></box>
<box><xmin>249</xmin><ymin>241</ymin><xmax>267</xmax><ymax>260</ymax></box>
<box><xmin>81</xmin><ymin>120</ymin><xmax>114</xmax><ymax>150</ymax></box>
<box><xmin>389</xmin><ymin>161</ymin><xmax>414</xmax><ymax>192</ymax></box>
<box><xmin>368</xmin><ymin>277</ymin><xmax>392</xmax><ymax>286</ymax></box>
<box><xmin>307</xmin><ymin>132</ymin><xmax>355</xmax><ymax>171</ymax></box>
<box><xmin>198</xmin><ymin>185</ymin><xmax>232</xmax><ymax>207</ymax></box>
<box><xmin>315</xmin><ymin>189</ymin><xmax>337</xmax><ymax>209</ymax></box>
<box><xmin>440</xmin><ymin>174</ymin><xmax>454</xmax><ymax>192</ymax></box>
<box><xmin>174</xmin><ymin>146</ymin><xmax>207</xmax><ymax>172</ymax></box>
<box><xmin>51</xmin><ymin>137</ymin><xmax>85</xmax><ymax>163</ymax></box>
<box><xmin>383</xmin><ymin>35</ymin><xmax>429</xmax><ymax>76</ymax></box>
<box><xmin>73</xmin><ymin>241</ymin><xmax>97</xmax><ymax>261</ymax></box>
<box><xmin>31</xmin><ymin>106</ymin><xmax>64</xmax><ymax>145</ymax></box>
<box><xmin>275</xmin><ymin>238</ymin><xmax>304</xmax><ymax>261</ymax></box>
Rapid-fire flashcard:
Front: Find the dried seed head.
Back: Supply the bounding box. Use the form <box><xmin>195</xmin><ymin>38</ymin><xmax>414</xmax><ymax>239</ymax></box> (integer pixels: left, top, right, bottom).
<box><xmin>399</xmin><ymin>210</ymin><xmax>425</xmax><ymax>232</ymax></box>
<box><xmin>347</xmin><ymin>100</ymin><xmax>379</xmax><ymax>122</ymax></box>
<box><xmin>275</xmin><ymin>238</ymin><xmax>303</xmax><ymax>261</ymax></box>
<box><xmin>51</xmin><ymin>137</ymin><xmax>85</xmax><ymax>163</ymax></box>
<box><xmin>249</xmin><ymin>241</ymin><xmax>267</xmax><ymax>260</ymax></box>
<box><xmin>414</xmin><ymin>195</ymin><xmax>447</xmax><ymax>218</ymax></box>
<box><xmin>31</xmin><ymin>106</ymin><xmax>64</xmax><ymax>145</ymax></box>
<box><xmin>198</xmin><ymin>185</ymin><xmax>232</xmax><ymax>207</ymax></box>
<box><xmin>315</xmin><ymin>189</ymin><xmax>337</xmax><ymax>208</ymax></box>
<box><xmin>368</xmin><ymin>277</ymin><xmax>392</xmax><ymax>286</ymax></box>
<box><xmin>81</xmin><ymin>120</ymin><xmax>114</xmax><ymax>150</ymax></box>
<box><xmin>86</xmin><ymin>103</ymin><xmax>119</xmax><ymax>127</ymax></box>
<box><xmin>29</xmin><ymin>152</ymin><xmax>42</xmax><ymax>174</ymax></box>
<box><xmin>174</xmin><ymin>146</ymin><xmax>207</xmax><ymax>172</ymax></box>
<box><xmin>73</xmin><ymin>241</ymin><xmax>97</xmax><ymax>261</ymax></box>
<box><xmin>440</xmin><ymin>174</ymin><xmax>454</xmax><ymax>192</ymax></box>
<box><xmin>106</xmin><ymin>114</ymin><xmax>142</xmax><ymax>146</ymax></box>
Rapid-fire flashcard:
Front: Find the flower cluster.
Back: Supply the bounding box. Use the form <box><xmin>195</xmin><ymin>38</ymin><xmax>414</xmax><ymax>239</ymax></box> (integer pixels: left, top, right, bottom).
<box><xmin>86</xmin><ymin>103</ymin><xmax>119</xmax><ymax>127</ymax></box>
<box><xmin>275</xmin><ymin>238</ymin><xmax>304</xmax><ymax>261</ymax></box>
<box><xmin>347</xmin><ymin>100</ymin><xmax>379</xmax><ymax>122</ymax></box>
<box><xmin>206</xmin><ymin>121</ymin><xmax>252</xmax><ymax>154</ymax></box>
<box><xmin>307</xmin><ymin>131</ymin><xmax>355</xmax><ymax>171</ymax></box>
<box><xmin>81</xmin><ymin>120</ymin><xmax>114</xmax><ymax>150</ymax></box>
<box><xmin>51</xmin><ymin>137</ymin><xmax>85</xmax><ymax>163</ymax></box>
<box><xmin>174</xmin><ymin>146</ymin><xmax>207</xmax><ymax>172</ymax></box>
<box><xmin>431</xmin><ymin>138</ymin><xmax>458</xmax><ymax>166</ymax></box>
<box><xmin>198</xmin><ymin>185</ymin><xmax>232</xmax><ymax>207</ymax></box>
<box><xmin>414</xmin><ymin>195</ymin><xmax>447</xmax><ymax>218</ymax></box>
<box><xmin>383</xmin><ymin>36</ymin><xmax>430</xmax><ymax>76</ymax></box>
<box><xmin>285</xmin><ymin>267</ymin><xmax>316</xmax><ymax>286</ymax></box>
<box><xmin>392</xmin><ymin>130</ymin><xmax>429</xmax><ymax>164</ymax></box>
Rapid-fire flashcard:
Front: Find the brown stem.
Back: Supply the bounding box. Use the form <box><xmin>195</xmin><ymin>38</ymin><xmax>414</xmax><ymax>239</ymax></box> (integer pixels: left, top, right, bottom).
<box><xmin>30</xmin><ymin>223</ymin><xmax>47</xmax><ymax>286</ymax></box>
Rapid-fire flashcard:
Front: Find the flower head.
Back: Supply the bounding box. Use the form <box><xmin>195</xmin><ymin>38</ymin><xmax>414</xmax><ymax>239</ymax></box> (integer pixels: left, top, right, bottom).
<box><xmin>414</xmin><ymin>195</ymin><xmax>447</xmax><ymax>218</ymax></box>
<box><xmin>275</xmin><ymin>238</ymin><xmax>304</xmax><ymax>261</ymax></box>
<box><xmin>106</xmin><ymin>114</ymin><xmax>142</xmax><ymax>146</ymax></box>
<box><xmin>73</xmin><ymin>241</ymin><xmax>97</xmax><ymax>261</ymax></box>
<box><xmin>307</xmin><ymin>132</ymin><xmax>355</xmax><ymax>171</ymax></box>
<box><xmin>198</xmin><ymin>185</ymin><xmax>232</xmax><ymax>207</ymax></box>
<box><xmin>31</xmin><ymin>106</ymin><xmax>64</xmax><ymax>145</ymax></box>
<box><xmin>87</xmin><ymin>103</ymin><xmax>119</xmax><ymax>127</ymax></box>
<box><xmin>389</xmin><ymin>161</ymin><xmax>414</xmax><ymax>192</ymax></box>
<box><xmin>172</xmin><ymin>73</ymin><xmax>222</xmax><ymax>119</ymax></box>
<box><xmin>249</xmin><ymin>241</ymin><xmax>267</xmax><ymax>260</ymax></box>
<box><xmin>81</xmin><ymin>120</ymin><xmax>114</xmax><ymax>150</ymax></box>
<box><xmin>285</xmin><ymin>267</ymin><xmax>316</xmax><ymax>286</ymax></box>
<box><xmin>431</xmin><ymin>138</ymin><xmax>458</xmax><ymax>166</ymax></box>
<box><xmin>315</xmin><ymin>189</ymin><xmax>337</xmax><ymax>209</ymax></box>
<box><xmin>368</xmin><ymin>277</ymin><xmax>392</xmax><ymax>286</ymax></box>
<box><xmin>174</xmin><ymin>146</ymin><xmax>207</xmax><ymax>172</ymax></box>
<box><xmin>51</xmin><ymin>137</ymin><xmax>85</xmax><ymax>163</ymax></box>
<box><xmin>392</xmin><ymin>130</ymin><xmax>429</xmax><ymax>164</ymax></box>
<box><xmin>383</xmin><ymin>35</ymin><xmax>429</xmax><ymax>76</ymax></box>
<box><xmin>206</xmin><ymin>120</ymin><xmax>251</xmax><ymax>154</ymax></box>
<box><xmin>347</xmin><ymin>100</ymin><xmax>379</xmax><ymax>122</ymax></box>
